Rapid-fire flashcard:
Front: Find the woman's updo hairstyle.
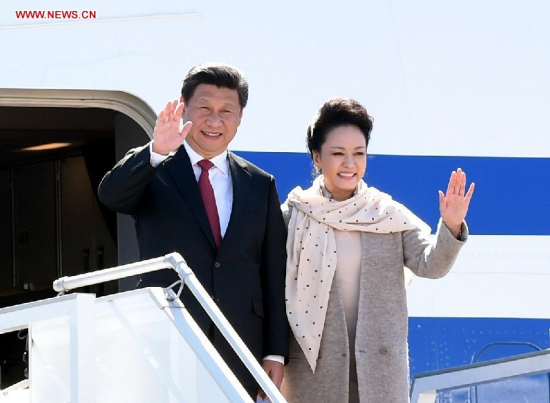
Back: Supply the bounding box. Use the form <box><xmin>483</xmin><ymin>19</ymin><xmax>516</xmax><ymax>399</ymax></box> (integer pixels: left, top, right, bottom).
<box><xmin>306</xmin><ymin>97</ymin><xmax>373</xmax><ymax>157</ymax></box>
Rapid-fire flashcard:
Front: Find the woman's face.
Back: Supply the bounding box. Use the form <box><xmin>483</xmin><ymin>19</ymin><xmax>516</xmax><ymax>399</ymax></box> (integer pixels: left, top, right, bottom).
<box><xmin>313</xmin><ymin>125</ymin><xmax>367</xmax><ymax>201</ymax></box>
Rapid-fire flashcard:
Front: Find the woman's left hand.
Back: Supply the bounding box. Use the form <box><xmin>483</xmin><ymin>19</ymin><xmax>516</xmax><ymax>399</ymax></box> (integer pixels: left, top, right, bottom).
<box><xmin>439</xmin><ymin>168</ymin><xmax>475</xmax><ymax>238</ymax></box>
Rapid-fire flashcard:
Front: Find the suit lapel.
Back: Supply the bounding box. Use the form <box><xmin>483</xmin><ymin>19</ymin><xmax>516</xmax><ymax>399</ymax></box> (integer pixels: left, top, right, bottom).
<box><xmin>224</xmin><ymin>152</ymin><xmax>252</xmax><ymax>246</ymax></box>
<box><xmin>163</xmin><ymin>146</ymin><xmax>217</xmax><ymax>250</ymax></box>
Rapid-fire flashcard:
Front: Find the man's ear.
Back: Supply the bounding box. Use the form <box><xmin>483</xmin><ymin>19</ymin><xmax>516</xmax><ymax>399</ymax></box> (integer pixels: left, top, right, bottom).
<box><xmin>180</xmin><ymin>97</ymin><xmax>187</xmax><ymax>119</ymax></box>
<box><xmin>237</xmin><ymin>109</ymin><xmax>243</xmax><ymax>126</ymax></box>
<box><xmin>180</xmin><ymin>96</ymin><xmax>184</xmax><ymax>103</ymax></box>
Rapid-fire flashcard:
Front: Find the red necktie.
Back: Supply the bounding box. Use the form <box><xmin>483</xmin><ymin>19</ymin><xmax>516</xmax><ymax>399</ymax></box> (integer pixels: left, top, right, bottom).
<box><xmin>197</xmin><ymin>159</ymin><xmax>222</xmax><ymax>249</ymax></box>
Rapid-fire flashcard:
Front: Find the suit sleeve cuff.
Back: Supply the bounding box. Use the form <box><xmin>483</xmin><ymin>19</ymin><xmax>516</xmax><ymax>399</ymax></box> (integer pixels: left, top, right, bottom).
<box><xmin>149</xmin><ymin>142</ymin><xmax>171</xmax><ymax>167</ymax></box>
<box><xmin>262</xmin><ymin>355</ymin><xmax>285</xmax><ymax>365</ymax></box>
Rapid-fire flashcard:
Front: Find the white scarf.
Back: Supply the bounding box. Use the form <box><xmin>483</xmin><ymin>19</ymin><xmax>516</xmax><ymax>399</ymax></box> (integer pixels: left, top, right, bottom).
<box><xmin>285</xmin><ymin>176</ymin><xmax>430</xmax><ymax>372</ymax></box>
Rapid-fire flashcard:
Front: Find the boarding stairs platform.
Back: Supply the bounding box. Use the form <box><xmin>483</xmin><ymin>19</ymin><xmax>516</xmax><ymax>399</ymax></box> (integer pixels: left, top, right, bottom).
<box><xmin>411</xmin><ymin>348</ymin><xmax>550</xmax><ymax>402</ymax></box>
<box><xmin>0</xmin><ymin>253</ymin><xmax>286</xmax><ymax>403</ymax></box>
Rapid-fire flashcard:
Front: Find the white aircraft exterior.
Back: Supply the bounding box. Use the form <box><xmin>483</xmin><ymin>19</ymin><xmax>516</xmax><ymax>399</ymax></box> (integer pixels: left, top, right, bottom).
<box><xmin>1</xmin><ymin>1</ymin><xmax>549</xmax><ymax>401</ymax></box>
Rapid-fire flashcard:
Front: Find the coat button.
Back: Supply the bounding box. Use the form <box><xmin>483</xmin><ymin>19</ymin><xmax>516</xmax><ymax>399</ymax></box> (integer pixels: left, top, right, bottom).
<box><xmin>214</xmin><ymin>262</ymin><xmax>221</xmax><ymax>268</ymax></box>
<box><xmin>379</xmin><ymin>348</ymin><xmax>388</xmax><ymax>355</ymax></box>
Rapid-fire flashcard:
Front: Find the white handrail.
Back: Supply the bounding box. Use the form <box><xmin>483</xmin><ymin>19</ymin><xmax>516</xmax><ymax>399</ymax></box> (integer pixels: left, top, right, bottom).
<box><xmin>52</xmin><ymin>252</ymin><xmax>287</xmax><ymax>403</ymax></box>
<box><xmin>53</xmin><ymin>256</ymin><xmax>172</xmax><ymax>292</ymax></box>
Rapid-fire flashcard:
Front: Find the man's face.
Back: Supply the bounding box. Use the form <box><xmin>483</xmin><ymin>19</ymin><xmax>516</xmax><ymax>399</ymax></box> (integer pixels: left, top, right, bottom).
<box><xmin>182</xmin><ymin>84</ymin><xmax>243</xmax><ymax>159</ymax></box>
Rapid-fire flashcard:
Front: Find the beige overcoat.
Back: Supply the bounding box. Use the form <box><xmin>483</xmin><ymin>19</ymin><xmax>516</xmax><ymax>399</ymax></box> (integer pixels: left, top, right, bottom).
<box><xmin>281</xmin><ymin>204</ymin><xmax>468</xmax><ymax>403</ymax></box>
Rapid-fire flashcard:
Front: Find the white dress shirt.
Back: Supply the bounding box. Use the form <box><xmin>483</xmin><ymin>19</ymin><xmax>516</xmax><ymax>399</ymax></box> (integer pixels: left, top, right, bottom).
<box><xmin>149</xmin><ymin>141</ymin><xmax>283</xmax><ymax>365</ymax></box>
<box><xmin>150</xmin><ymin>141</ymin><xmax>232</xmax><ymax>236</ymax></box>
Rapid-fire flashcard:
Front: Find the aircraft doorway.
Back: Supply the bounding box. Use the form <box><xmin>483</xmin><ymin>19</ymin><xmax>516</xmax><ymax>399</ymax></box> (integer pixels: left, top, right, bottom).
<box><xmin>0</xmin><ymin>91</ymin><xmax>154</xmax><ymax>388</ymax></box>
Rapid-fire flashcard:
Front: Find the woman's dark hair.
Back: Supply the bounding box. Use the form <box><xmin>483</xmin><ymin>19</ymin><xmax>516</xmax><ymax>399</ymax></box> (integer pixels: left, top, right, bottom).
<box><xmin>306</xmin><ymin>98</ymin><xmax>373</xmax><ymax>157</ymax></box>
<box><xmin>181</xmin><ymin>63</ymin><xmax>249</xmax><ymax>108</ymax></box>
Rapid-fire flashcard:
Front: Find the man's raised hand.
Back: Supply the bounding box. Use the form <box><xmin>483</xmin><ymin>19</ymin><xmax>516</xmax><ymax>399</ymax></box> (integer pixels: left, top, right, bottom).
<box><xmin>152</xmin><ymin>100</ymin><xmax>192</xmax><ymax>155</ymax></box>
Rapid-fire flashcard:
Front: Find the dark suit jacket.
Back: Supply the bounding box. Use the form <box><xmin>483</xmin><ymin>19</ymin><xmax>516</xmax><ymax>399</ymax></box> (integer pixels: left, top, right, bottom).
<box><xmin>98</xmin><ymin>143</ymin><xmax>289</xmax><ymax>389</ymax></box>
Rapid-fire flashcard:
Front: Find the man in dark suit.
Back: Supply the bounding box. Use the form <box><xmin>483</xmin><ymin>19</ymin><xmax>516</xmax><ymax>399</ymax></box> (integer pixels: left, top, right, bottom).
<box><xmin>98</xmin><ymin>63</ymin><xmax>288</xmax><ymax>398</ymax></box>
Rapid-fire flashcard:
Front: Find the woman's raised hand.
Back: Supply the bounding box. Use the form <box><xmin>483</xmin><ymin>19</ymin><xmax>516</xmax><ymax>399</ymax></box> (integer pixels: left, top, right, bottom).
<box><xmin>152</xmin><ymin>100</ymin><xmax>193</xmax><ymax>155</ymax></box>
<box><xmin>439</xmin><ymin>168</ymin><xmax>475</xmax><ymax>238</ymax></box>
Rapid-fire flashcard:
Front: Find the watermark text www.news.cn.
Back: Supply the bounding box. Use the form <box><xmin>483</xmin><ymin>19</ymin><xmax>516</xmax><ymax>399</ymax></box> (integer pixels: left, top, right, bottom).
<box><xmin>15</xmin><ymin>10</ymin><xmax>97</xmax><ymax>20</ymax></box>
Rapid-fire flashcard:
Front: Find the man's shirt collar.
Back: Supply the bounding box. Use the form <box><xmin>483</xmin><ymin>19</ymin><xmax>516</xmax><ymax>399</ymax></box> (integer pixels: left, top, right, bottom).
<box><xmin>183</xmin><ymin>141</ymin><xmax>229</xmax><ymax>176</ymax></box>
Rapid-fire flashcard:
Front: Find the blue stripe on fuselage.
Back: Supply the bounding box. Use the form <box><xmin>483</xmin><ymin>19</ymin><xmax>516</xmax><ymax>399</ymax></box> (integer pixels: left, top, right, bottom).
<box><xmin>235</xmin><ymin>151</ymin><xmax>550</xmax><ymax>235</ymax></box>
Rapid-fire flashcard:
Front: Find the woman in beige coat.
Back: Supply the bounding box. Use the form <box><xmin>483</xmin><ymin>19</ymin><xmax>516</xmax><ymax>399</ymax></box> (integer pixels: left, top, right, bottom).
<box><xmin>280</xmin><ymin>98</ymin><xmax>475</xmax><ymax>402</ymax></box>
